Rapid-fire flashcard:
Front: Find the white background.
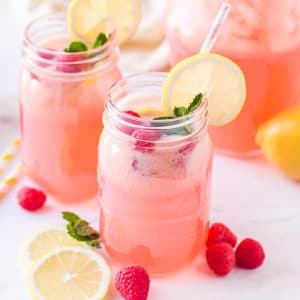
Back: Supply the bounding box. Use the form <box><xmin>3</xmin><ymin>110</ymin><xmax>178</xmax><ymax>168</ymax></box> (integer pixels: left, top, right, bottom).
<box><xmin>1</xmin><ymin>1</ymin><xmax>300</xmax><ymax>299</ymax></box>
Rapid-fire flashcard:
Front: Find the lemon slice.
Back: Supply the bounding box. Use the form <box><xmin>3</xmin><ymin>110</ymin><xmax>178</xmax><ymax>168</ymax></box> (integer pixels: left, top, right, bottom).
<box><xmin>162</xmin><ymin>53</ymin><xmax>246</xmax><ymax>126</ymax></box>
<box><xmin>29</xmin><ymin>246</ymin><xmax>111</xmax><ymax>300</ymax></box>
<box><xmin>136</xmin><ymin>107</ymin><xmax>164</xmax><ymax>116</ymax></box>
<box><xmin>68</xmin><ymin>0</ymin><xmax>141</xmax><ymax>45</ymax></box>
<box><xmin>21</xmin><ymin>226</ymin><xmax>82</xmax><ymax>269</ymax></box>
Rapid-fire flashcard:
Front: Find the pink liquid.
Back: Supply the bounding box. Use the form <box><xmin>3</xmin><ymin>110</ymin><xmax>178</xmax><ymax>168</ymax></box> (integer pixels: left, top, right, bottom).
<box><xmin>98</xmin><ymin>92</ymin><xmax>213</xmax><ymax>274</ymax></box>
<box><xmin>20</xmin><ymin>37</ymin><xmax>121</xmax><ymax>202</ymax></box>
<box><xmin>164</xmin><ymin>0</ymin><xmax>300</xmax><ymax>156</ymax></box>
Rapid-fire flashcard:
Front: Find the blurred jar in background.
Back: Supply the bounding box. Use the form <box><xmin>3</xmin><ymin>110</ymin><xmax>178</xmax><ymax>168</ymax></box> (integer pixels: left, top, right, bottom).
<box><xmin>164</xmin><ymin>0</ymin><xmax>300</xmax><ymax>157</ymax></box>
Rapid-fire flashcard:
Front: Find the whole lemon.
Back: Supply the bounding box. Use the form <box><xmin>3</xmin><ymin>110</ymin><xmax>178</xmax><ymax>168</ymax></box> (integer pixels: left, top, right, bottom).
<box><xmin>256</xmin><ymin>108</ymin><xmax>300</xmax><ymax>181</ymax></box>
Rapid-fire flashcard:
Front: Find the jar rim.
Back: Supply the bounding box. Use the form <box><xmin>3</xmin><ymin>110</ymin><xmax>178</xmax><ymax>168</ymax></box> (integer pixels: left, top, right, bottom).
<box><xmin>22</xmin><ymin>13</ymin><xmax>119</xmax><ymax>80</ymax></box>
<box><xmin>103</xmin><ymin>72</ymin><xmax>208</xmax><ymax>149</ymax></box>
<box><xmin>24</xmin><ymin>13</ymin><xmax>117</xmax><ymax>59</ymax></box>
<box><xmin>106</xmin><ymin>72</ymin><xmax>208</xmax><ymax>130</ymax></box>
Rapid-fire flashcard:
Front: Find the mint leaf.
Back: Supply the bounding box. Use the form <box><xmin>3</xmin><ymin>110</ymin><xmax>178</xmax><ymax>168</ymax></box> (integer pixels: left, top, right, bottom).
<box><xmin>187</xmin><ymin>93</ymin><xmax>203</xmax><ymax>113</ymax></box>
<box><xmin>152</xmin><ymin>92</ymin><xmax>202</xmax><ymax>136</ymax></box>
<box><xmin>63</xmin><ymin>211</ymin><xmax>81</xmax><ymax>223</ymax></box>
<box><xmin>174</xmin><ymin>106</ymin><xmax>189</xmax><ymax>117</ymax></box>
<box><xmin>64</xmin><ymin>41</ymin><xmax>88</xmax><ymax>53</ymax></box>
<box><xmin>62</xmin><ymin>211</ymin><xmax>101</xmax><ymax>249</ymax></box>
<box><xmin>66</xmin><ymin>223</ymin><xmax>89</xmax><ymax>242</ymax></box>
<box><xmin>173</xmin><ymin>92</ymin><xmax>203</xmax><ymax>117</ymax></box>
<box><xmin>74</xmin><ymin>220</ymin><xmax>99</xmax><ymax>238</ymax></box>
<box><xmin>93</xmin><ymin>33</ymin><xmax>109</xmax><ymax>49</ymax></box>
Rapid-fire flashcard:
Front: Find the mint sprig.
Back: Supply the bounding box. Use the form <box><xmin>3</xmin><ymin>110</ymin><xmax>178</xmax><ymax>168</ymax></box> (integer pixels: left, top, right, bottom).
<box><xmin>152</xmin><ymin>93</ymin><xmax>203</xmax><ymax>135</ymax></box>
<box><xmin>93</xmin><ymin>33</ymin><xmax>109</xmax><ymax>49</ymax></box>
<box><xmin>173</xmin><ymin>92</ymin><xmax>203</xmax><ymax>117</ymax></box>
<box><xmin>186</xmin><ymin>93</ymin><xmax>203</xmax><ymax>113</ymax></box>
<box><xmin>153</xmin><ymin>92</ymin><xmax>203</xmax><ymax>121</ymax></box>
<box><xmin>62</xmin><ymin>211</ymin><xmax>101</xmax><ymax>249</ymax></box>
<box><xmin>64</xmin><ymin>41</ymin><xmax>88</xmax><ymax>53</ymax></box>
<box><xmin>64</xmin><ymin>32</ymin><xmax>110</xmax><ymax>53</ymax></box>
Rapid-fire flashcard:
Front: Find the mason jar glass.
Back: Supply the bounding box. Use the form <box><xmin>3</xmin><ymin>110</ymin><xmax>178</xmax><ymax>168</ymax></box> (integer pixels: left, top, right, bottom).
<box><xmin>98</xmin><ymin>73</ymin><xmax>213</xmax><ymax>275</ymax></box>
<box><xmin>19</xmin><ymin>14</ymin><xmax>122</xmax><ymax>202</ymax></box>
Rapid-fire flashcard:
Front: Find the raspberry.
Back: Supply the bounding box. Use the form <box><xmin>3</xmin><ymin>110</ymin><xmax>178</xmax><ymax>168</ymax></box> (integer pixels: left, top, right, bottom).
<box><xmin>126</xmin><ymin>111</ymin><xmax>141</xmax><ymax>118</ymax></box>
<box><xmin>206</xmin><ymin>223</ymin><xmax>237</xmax><ymax>247</ymax></box>
<box><xmin>236</xmin><ymin>238</ymin><xmax>265</xmax><ymax>269</ymax></box>
<box><xmin>37</xmin><ymin>49</ymin><xmax>56</xmax><ymax>67</ymax></box>
<box><xmin>178</xmin><ymin>142</ymin><xmax>196</xmax><ymax>155</ymax></box>
<box><xmin>115</xmin><ymin>265</ymin><xmax>150</xmax><ymax>300</ymax></box>
<box><xmin>118</xmin><ymin>111</ymin><xmax>142</xmax><ymax>135</ymax></box>
<box><xmin>18</xmin><ymin>187</ymin><xmax>47</xmax><ymax>212</ymax></box>
<box><xmin>206</xmin><ymin>243</ymin><xmax>235</xmax><ymax>276</ymax></box>
<box><xmin>133</xmin><ymin>130</ymin><xmax>162</xmax><ymax>153</ymax></box>
<box><xmin>37</xmin><ymin>49</ymin><xmax>56</xmax><ymax>60</ymax></box>
<box><xmin>55</xmin><ymin>53</ymin><xmax>86</xmax><ymax>73</ymax></box>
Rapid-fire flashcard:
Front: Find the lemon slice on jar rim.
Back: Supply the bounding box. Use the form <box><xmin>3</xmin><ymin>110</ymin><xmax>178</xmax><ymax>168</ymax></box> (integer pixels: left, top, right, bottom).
<box><xmin>162</xmin><ymin>53</ymin><xmax>247</xmax><ymax>126</ymax></box>
<box><xmin>68</xmin><ymin>0</ymin><xmax>142</xmax><ymax>45</ymax></box>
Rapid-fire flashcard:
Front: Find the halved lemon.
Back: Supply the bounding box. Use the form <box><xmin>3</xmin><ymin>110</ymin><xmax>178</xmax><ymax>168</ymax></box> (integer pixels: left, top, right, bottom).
<box><xmin>162</xmin><ymin>53</ymin><xmax>246</xmax><ymax>126</ymax></box>
<box><xmin>68</xmin><ymin>0</ymin><xmax>141</xmax><ymax>45</ymax></box>
<box><xmin>21</xmin><ymin>226</ymin><xmax>82</xmax><ymax>269</ymax></box>
<box><xmin>29</xmin><ymin>246</ymin><xmax>111</xmax><ymax>300</ymax></box>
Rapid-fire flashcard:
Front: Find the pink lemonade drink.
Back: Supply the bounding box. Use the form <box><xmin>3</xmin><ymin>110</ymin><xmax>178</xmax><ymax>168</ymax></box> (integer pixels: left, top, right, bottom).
<box><xmin>20</xmin><ymin>15</ymin><xmax>121</xmax><ymax>202</ymax></box>
<box><xmin>98</xmin><ymin>73</ymin><xmax>213</xmax><ymax>275</ymax></box>
<box><xmin>164</xmin><ymin>0</ymin><xmax>300</xmax><ymax>157</ymax></box>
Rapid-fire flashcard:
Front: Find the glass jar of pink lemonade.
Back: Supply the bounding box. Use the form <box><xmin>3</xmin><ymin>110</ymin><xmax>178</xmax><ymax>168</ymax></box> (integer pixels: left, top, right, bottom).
<box><xmin>98</xmin><ymin>73</ymin><xmax>213</xmax><ymax>275</ymax></box>
<box><xmin>20</xmin><ymin>14</ymin><xmax>121</xmax><ymax>202</ymax></box>
<box><xmin>164</xmin><ymin>0</ymin><xmax>300</xmax><ymax>157</ymax></box>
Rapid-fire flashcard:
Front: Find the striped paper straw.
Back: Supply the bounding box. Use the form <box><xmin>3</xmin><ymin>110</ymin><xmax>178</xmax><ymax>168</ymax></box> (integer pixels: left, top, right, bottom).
<box><xmin>0</xmin><ymin>138</ymin><xmax>21</xmax><ymax>175</ymax></box>
<box><xmin>200</xmin><ymin>2</ymin><xmax>231</xmax><ymax>54</ymax></box>
<box><xmin>0</xmin><ymin>163</ymin><xmax>23</xmax><ymax>199</ymax></box>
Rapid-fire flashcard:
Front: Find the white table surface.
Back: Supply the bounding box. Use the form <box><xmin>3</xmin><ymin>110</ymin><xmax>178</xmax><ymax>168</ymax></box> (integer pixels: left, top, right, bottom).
<box><xmin>1</xmin><ymin>2</ymin><xmax>300</xmax><ymax>300</ymax></box>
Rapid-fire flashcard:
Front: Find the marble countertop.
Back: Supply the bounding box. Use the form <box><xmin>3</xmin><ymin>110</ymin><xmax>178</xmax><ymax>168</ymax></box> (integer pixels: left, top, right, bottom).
<box><xmin>1</xmin><ymin>2</ymin><xmax>300</xmax><ymax>300</ymax></box>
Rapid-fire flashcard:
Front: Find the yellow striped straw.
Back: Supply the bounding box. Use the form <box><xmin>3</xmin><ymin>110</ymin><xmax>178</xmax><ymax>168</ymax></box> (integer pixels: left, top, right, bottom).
<box><xmin>0</xmin><ymin>164</ymin><xmax>23</xmax><ymax>199</ymax></box>
<box><xmin>0</xmin><ymin>138</ymin><xmax>21</xmax><ymax>175</ymax></box>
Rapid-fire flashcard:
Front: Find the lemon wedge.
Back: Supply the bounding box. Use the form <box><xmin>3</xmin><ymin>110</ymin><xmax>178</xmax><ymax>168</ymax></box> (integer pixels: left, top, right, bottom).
<box><xmin>162</xmin><ymin>53</ymin><xmax>246</xmax><ymax>126</ymax></box>
<box><xmin>21</xmin><ymin>226</ymin><xmax>82</xmax><ymax>269</ymax></box>
<box><xmin>28</xmin><ymin>246</ymin><xmax>111</xmax><ymax>300</ymax></box>
<box><xmin>68</xmin><ymin>0</ymin><xmax>141</xmax><ymax>45</ymax></box>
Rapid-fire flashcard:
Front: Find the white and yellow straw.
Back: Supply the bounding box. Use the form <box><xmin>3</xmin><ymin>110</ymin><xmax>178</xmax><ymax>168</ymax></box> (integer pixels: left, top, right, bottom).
<box><xmin>0</xmin><ymin>163</ymin><xmax>23</xmax><ymax>199</ymax></box>
<box><xmin>0</xmin><ymin>138</ymin><xmax>23</xmax><ymax>199</ymax></box>
<box><xmin>0</xmin><ymin>138</ymin><xmax>21</xmax><ymax>174</ymax></box>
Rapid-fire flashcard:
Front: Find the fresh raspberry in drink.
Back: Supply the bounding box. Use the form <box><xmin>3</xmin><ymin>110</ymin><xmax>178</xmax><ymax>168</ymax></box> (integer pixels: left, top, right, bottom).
<box><xmin>37</xmin><ymin>49</ymin><xmax>56</xmax><ymax>67</ymax></box>
<box><xmin>55</xmin><ymin>53</ymin><xmax>86</xmax><ymax>73</ymax></box>
<box><xmin>118</xmin><ymin>111</ymin><xmax>142</xmax><ymax>136</ymax></box>
<box><xmin>178</xmin><ymin>142</ymin><xmax>196</xmax><ymax>155</ymax></box>
<box><xmin>133</xmin><ymin>129</ymin><xmax>162</xmax><ymax>153</ymax></box>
